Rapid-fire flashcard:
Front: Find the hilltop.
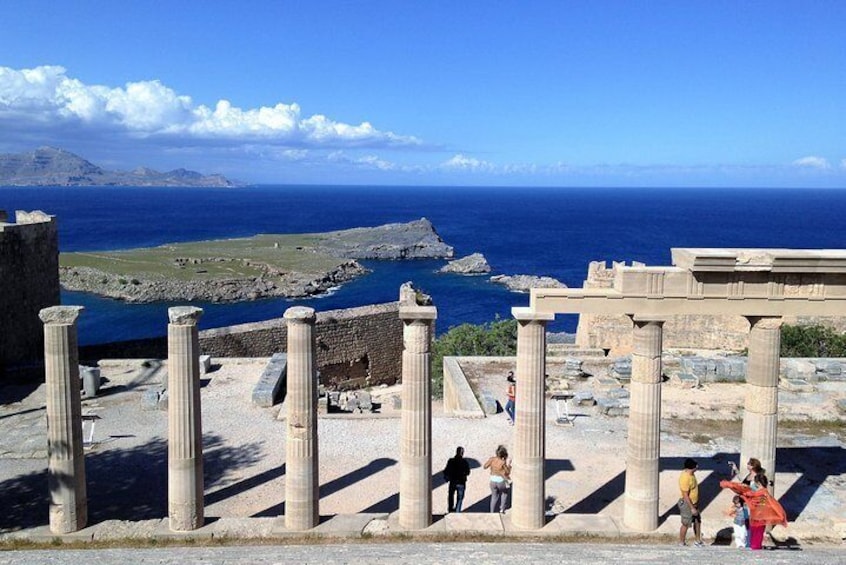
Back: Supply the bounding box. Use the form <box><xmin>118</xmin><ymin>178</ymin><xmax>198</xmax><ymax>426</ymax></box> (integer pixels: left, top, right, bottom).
<box><xmin>0</xmin><ymin>147</ymin><xmax>242</xmax><ymax>187</ymax></box>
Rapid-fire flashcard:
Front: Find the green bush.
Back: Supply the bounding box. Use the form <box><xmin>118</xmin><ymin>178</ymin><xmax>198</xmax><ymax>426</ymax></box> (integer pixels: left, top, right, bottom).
<box><xmin>780</xmin><ymin>324</ymin><xmax>846</xmax><ymax>357</ymax></box>
<box><xmin>431</xmin><ymin>318</ymin><xmax>518</xmax><ymax>398</ymax></box>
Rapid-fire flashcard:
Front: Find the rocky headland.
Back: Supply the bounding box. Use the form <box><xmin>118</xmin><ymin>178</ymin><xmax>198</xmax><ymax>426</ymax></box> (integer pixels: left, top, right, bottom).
<box><xmin>0</xmin><ymin>146</ymin><xmax>241</xmax><ymax>187</ymax></box>
<box><xmin>60</xmin><ymin>218</ymin><xmax>452</xmax><ymax>303</ymax></box>
<box><xmin>489</xmin><ymin>274</ymin><xmax>567</xmax><ymax>293</ymax></box>
<box><xmin>438</xmin><ymin>252</ymin><xmax>491</xmax><ymax>274</ymax></box>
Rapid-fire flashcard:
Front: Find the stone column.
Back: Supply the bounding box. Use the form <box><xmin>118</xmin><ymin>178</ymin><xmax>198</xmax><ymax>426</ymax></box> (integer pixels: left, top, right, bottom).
<box><xmin>623</xmin><ymin>318</ymin><xmax>664</xmax><ymax>532</ymax></box>
<box><xmin>285</xmin><ymin>306</ymin><xmax>319</xmax><ymax>530</ymax></box>
<box><xmin>398</xmin><ymin>303</ymin><xmax>437</xmax><ymax>530</ymax></box>
<box><xmin>742</xmin><ymin>316</ymin><xmax>782</xmax><ymax>490</ymax></box>
<box><xmin>511</xmin><ymin>307</ymin><xmax>554</xmax><ymax>530</ymax></box>
<box><xmin>167</xmin><ymin>306</ymin><xmax>204</xmax><ymax>531</ymax></box>
<box><xmin>40</xmin><ymin>306</ymin><xmax>87</xmax><ymax>534</ymax></box>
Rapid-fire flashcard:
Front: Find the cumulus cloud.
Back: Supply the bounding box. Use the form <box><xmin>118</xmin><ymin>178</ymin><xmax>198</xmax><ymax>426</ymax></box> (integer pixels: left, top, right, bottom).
<box><xmin>0</xmin><ymin>65</ymin><xmax>420</xmax><ymax>148</ymax></box>
<box><xmin>792</xmin><ymin>156</ymin><xmax>831</xmax><ymax>170</ymax></box>
<box><xmin>440</xmin><ymin>153</ymin><xmax>495</xmax><ymax>172</ymax></box>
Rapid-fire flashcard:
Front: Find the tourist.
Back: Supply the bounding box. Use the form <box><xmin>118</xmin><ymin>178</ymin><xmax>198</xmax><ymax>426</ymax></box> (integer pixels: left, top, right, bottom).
<box><xmin>483</xmin><ymin>444</ymin><xmax>512</xmax><ymax>513</ymax></box>
<box><xmin>720</xmin><ymin>472</ymin><xmax>787</xmax><ymax>550</ymax></box>
<box><xmin>726</xmin><ymin>494</ymin><xmax>749</xmax><ymax>548</ymax></box>
<box><xmin>729</xmin><ymin>457</ymin><xmax>763</xmax><ymax>487</ymax></box>
<box><xmin>505</xmin><ymin>372</ymin><xmax>516</xmax><ymax>425</ymax></box>
<box><xmin>443</xmin><ymin>446</ymin><xmax>471</xmax><ymax>513</ymax></box>
<box><xmin>678</xmin><ymin>457</ymin><xmax>703</xmax><ymax>546</ymax></box>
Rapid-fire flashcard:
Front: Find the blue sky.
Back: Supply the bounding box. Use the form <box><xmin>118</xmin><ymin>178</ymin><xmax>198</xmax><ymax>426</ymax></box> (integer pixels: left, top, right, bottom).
<box><xmin>1</xmin><ymin>1</ymin><xmax>844</xmax><ymax>187</ymax></box>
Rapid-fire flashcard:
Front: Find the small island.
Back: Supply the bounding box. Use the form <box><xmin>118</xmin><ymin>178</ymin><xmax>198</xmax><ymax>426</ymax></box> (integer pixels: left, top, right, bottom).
<box><xmin>60</xmin><ymin>218</ymin><xmax>454</xmax><ymax>303</ymax></box>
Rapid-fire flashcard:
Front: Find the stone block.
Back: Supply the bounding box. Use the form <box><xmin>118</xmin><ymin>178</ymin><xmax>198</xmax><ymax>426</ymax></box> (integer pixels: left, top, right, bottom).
<box><xmin>357</xmin><ymin>391</ymin><xmax>372</xmax><ymax>412</ymax></box>
<box><xmin>80</xmin><ymin>366</ymin><xmax>102</xmax><ymax>397</ymax></box>
<box><xmin>480</xmin><ymin>392</ymin><xmax>498</xmax><ymax>415</ymax></box>
<box><xmin>780</xmin><ymin>378</ymin><xmax>815</xmax><ymax>392</ymax></box>
<box><xmin>199</xmin><ymin>355</ymin><xmax>212</xmax><ymax>374</ymax></box>
<box><xmin>346</xmin><ymin>397</ymin><xmax>359</xmax><ymax>413</ymax></box>
<box><xmin>671</xmin><ymin>372</ymin><xmax>699</xmax><ymax>388</ymax></box>
<box><xmin>837</xmin><ymin>399</ymin><xmax>846</xmax><ymax>416</ymax></box>
<box><xmin>251</xmin><ymin>353</ymin><xmax>287</xmax><ymax>407</ymax></box>
<box><xmin>596</xmin><ymin>396</ymin><xmax>629</xmax><ymax>417</ymax></box>
<box><xmin>142</xmin><ymin>387</ymin><xmax>168</xmax><ymax>411</ymax></box>
<box><xmin>574</xmin><ymin>391</ymin><xmax>595</xmax><ymax>406</ymax></box>
<box><xmin>783</xmin><ymin>359</ymin><xmax>817</xmax><ymax>382</ymax></box>
<box><xmin>390</xmin><ymin>395</ymin><xmax>402</xmax><ymax>410</ymax></box>
<box><xmin>317</xmin><ymin>396</ymin><xmax>328</xmax><ymax>415</ymax></box>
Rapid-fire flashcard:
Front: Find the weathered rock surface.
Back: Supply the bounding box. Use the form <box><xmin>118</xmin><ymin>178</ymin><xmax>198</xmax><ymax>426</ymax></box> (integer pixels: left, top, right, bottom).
<box><xmin>0</xmin><ymin>146</ymin><xmax>241</xmax><ymax>187</ymax></box>
<box><xmin>439</xmin><ymin>253</ymin><xmax>490</xmax><ymax>274</ymax></box>
<box><xmin>314</xmin><ymin>218</ymin><xmax>453</xmax><ymax>259</ymax></box>
<box><xmin>60</xmin><ymin>261</ymin><xmax>366</xmax><ymax>303</ymax></box>
<box><xmin>489</xmin><ymin>274</ymin><xmax>566</xmax><ymax>293</ymax></box>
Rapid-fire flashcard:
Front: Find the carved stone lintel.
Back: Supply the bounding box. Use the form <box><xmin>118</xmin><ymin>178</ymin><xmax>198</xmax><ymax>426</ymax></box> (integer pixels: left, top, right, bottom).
<box><xmin>39</xmin><ymin>306</ymin><xmax>84</xmax><ymax>325</ymax></box>
<box><xmin>168</xmin><ymin>306</ymin><xmax>203</xmax><ymax>325</ymax></box>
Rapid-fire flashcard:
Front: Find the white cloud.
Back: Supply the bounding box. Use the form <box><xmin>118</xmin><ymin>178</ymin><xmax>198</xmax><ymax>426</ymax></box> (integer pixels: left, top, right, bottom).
<box><xmin>0</xmin><ymin>65</ymin><xmax>420</xmax><ymax>148</ymax></box>
<box><xmin>840</xmin><ymin>158</ymin><xmax>846</xmax><ymax>170</ymax></box>
<box><xmin>792</xmin><ymin>156</ymin><xmax>831</xmax><ymax>170</ymax></box>
<box><xmin>441</xmin><ymin>153</ymin><xmax>495</xmax><ymax>172</ymax></box>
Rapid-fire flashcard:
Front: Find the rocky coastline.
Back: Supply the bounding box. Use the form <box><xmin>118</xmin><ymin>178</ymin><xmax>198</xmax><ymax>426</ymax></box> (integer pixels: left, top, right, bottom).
<box><xmin>59</xmin><ymin>218</ymin><xmax>452</xmax><ymax>303</ymax></box>
<box><xmin>489</xmin><ymin>274</ymin><xmax>567</xmax><ymax>293</ymax></box>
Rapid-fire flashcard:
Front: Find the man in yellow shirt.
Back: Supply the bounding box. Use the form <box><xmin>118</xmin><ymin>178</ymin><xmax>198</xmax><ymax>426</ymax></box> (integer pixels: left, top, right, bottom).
<box><xmin>678</xmin><ymin>458</ymin><xmax>703</xmax><ymax>546</ymax></box>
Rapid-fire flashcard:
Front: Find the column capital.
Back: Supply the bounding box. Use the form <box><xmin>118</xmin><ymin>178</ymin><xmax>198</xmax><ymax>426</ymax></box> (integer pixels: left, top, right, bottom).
<box><xmin>512</xmin><ymin>307</ymin><xmax>555</xmax><ymax>323</ymax></box>
<box><xmin>39</xmin><ymin>306</ymin><xmax>84</xmax><ymax>325</ymax></box>
<box><xmin>399</xmin><ymin>305</ymin><xmax>437</xmax><ymax>321</ymax></box>
<box><xmin>168</xmin><ymin>306</ymin><xmax>203</xmax><ymax>325</ymax></box>
<box><xmin>284</xmin><ymin>306</ymin><xmax>316</xmax><ymax>323</ymax></box>
<box><xmin>745</xmin><ymin>316</ymin><xmax>783</xmax><ymax>330</ymax></box>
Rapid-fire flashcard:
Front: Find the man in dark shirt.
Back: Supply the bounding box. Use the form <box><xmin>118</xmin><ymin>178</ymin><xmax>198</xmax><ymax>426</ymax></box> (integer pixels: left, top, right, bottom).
<box><xmin>443</xmin><ymin>446</ymin><xmax>471</xmax><ymax>513</ymax></box>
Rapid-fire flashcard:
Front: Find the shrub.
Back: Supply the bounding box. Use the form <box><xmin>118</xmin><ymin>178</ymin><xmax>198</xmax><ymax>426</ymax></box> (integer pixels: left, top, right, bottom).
<box><xmin>431</xmin><ymin>318</ymin><xmax>518</xmax><ymax>397</ymax></box>
<box><xmin>780</xmin><ymin>324</ymin><xmax>846</xmax><ymax>357</ymax></box>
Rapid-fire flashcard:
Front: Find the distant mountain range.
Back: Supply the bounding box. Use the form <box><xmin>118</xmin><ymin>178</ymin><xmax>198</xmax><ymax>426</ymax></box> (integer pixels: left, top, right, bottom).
<box><xmin>0</xmin><ymin>147</ymin><xmax>243</xmax><ymax>187</ymax></box>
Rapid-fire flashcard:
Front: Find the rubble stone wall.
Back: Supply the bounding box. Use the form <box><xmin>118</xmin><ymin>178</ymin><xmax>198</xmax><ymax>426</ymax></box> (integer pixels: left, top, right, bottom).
<box><xmin>1</xmin><ymin>211</ymin><xmax>59</xmax><ymax>375</ymax></box>
<box><xmin>80</xmin><ymin>302</ymin><xmax>404</xmax><ymax>389</ymax></box>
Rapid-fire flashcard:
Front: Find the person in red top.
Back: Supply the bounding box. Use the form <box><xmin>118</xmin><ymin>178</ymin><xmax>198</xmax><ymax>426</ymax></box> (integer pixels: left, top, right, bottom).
<box><xmin>505</xmin><ymin>371</ymin><xmax>516</xmax><ymax>425</ymax></box>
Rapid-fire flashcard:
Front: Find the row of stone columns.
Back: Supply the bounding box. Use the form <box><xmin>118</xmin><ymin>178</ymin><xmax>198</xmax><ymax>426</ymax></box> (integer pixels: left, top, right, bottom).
<box><xmin>41</xmin><ymin>306</ymin><xmax>207</xmax><ymax>533</ymax></box>
<box><xmin>618</xmin><ymin>315</ymin><xmax>782</xmax><ymax>532</ymax></box>
<box><xmin>41</xmin><ymin>298</ymin><xmax>780</xmax><ymax>535</ymax></box>
<box><xmin>40</xmin><ymin>300</ymin><xmax>441</xmax><ymax>534</ymax></box>
<box><xmin>507</xmin><ymin>311</ymin><xmax>783</xmax><ymax>532</ymax></box>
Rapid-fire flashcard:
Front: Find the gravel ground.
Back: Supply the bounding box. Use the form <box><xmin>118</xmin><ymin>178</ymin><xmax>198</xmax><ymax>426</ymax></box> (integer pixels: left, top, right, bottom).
<box><xmin>1</xmin><ymin>357</ymin><xmax>844</xmax><ymax>542</ymax></box>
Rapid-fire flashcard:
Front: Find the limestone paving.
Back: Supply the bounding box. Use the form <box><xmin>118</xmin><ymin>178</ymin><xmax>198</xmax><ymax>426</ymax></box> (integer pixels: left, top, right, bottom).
<box><xmin>1</xmin><ymin>358</ymin><xmax>844</xmax><ymax>546</ymax></box>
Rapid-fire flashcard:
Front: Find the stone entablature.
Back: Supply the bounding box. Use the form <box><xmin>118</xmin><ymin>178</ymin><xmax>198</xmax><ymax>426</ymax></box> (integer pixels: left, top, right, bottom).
<box><xmin>571</xmin><ymin>250</ymin><xmax>846</xmax><ymax>355</ymax></box>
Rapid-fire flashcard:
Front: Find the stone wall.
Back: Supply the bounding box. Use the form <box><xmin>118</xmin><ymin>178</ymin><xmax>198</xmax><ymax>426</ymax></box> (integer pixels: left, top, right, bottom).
<box><xmin>575</xmin><ymin>260</ymin><xmax>846</xmax><ymax>356</ymax></box>
<box><xmin>80</xmin><ymin>302</ymin><xmax>404</xmax><ymax>389</ymax></box>
<box><xmin>0</xmin><ymin>210</ymin><xmax>59</xmax><ymax>375</ymax></box>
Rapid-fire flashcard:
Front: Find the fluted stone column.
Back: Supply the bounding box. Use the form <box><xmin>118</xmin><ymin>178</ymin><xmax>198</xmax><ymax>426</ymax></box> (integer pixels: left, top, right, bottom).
<box><xmin>398</xmin><ymin>303</ymin><xmax>437</xmax><ymax>530</ymax></box>
<box><xmin>742</xmin><ymin>316</ymin><xmax>782</xmax><ymax>491</ymax></box>
<box><xmin>284</xmin><ymin>306</ymin><xmax>319</xmax><ymax>530</ymax></box>
<box><xmin>40</xmin><ymin>306</ymin><xmax>87</xmax><ymax>534</ymax></box>
<box><xmin>167</xmin><ymin>306</ymin><xmax>204</xmax><ymax>531</ymax></box>
<box><xmin>511</xmin><ymin>307</ymin><xmax>554</xmax><ymax>530</ymax></box>
<box><xmin>623</xmin><ymin>318</ymin><xmax>664</xmax><ymax>532</ymax></box>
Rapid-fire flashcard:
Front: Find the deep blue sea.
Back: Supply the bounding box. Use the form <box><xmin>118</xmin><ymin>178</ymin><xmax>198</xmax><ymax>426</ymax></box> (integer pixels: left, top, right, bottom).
<box><xmin>2</xmin><ymin>185</ymin><xmax>844</xmax><ymax>345</ymax></box>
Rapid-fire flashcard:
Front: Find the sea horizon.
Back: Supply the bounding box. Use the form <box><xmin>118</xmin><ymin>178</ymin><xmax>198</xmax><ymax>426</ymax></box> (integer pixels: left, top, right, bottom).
<box><xmin>3</xmin><ymin>184</ymin><xmax>845</xmax><ymax>345</ymax></box>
